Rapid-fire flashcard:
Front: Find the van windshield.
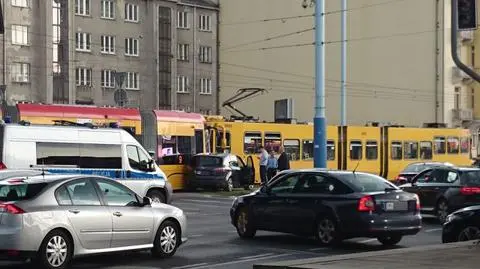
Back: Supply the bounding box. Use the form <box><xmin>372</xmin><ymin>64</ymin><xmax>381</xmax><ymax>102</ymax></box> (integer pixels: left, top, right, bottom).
<box><xmin>0</xmin><ymin>183</ymin><xmax>48</xmax><ymax>202</ymax></box>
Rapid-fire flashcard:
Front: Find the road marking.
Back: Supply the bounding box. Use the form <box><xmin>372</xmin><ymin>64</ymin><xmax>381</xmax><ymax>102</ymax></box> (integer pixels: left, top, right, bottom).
<box><xmin>187</xmin><ymin>253</ymin><xmax>292</xmax><ymax>269</ymax></box>
<box><xmin>171</xmin><ymin>263</ymin><xmax>209</xmax><ymax>269</ymax></box>
<box><xmin>358</xmin><ymin>238</ymin><xmax>377</xmax><ymax>244</ymax></box>
<box><xmin>308</xmin><ymin>247</ymin><xmax>327</xmax><ymax>251</ymax></box>
<box><xmin>238</xmin><ymin>253</ymin><xmax>274</xmax><ymax>260</ymax></box>
<box><xmin>425</xmin><ymin>228</ymin><xmax>442</xmax><ymax>233</ymax></box>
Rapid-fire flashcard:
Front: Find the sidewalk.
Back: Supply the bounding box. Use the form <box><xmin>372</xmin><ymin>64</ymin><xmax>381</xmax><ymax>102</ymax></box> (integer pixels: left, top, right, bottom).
<box><xmin>253</xmin><ymin>241</ymin><xmax>480</xmax><ymax>269</ymax></box>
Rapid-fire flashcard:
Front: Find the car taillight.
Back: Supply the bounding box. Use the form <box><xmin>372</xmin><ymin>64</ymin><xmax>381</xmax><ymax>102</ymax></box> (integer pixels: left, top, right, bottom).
<box><xmin>414</xmin><ymin>194</ymin><xmax>421</xmax><ymax>211</ymax></box>
<box><xmin>358</xmin><ymin>196</ymin><xmax>375</xmax><ymax>212</ymax></box>
<box><xmin>214</xmin><ymin>168</ymin><xmax>228</xmax><ymax>174</ymax></box>
<box><xmin>0</xmin><ymin>203</ymin><xmax>25</xmax><ymax>214</ymax></box>
<box><xmin>0</xmin><ymin>162</ymin><xmax>7</xmax><ymax>170</ymax></box>
<box><xmin>460</xmin><ymin>187</ymin><xmax>480</xmax><ymax>195</ymax></box>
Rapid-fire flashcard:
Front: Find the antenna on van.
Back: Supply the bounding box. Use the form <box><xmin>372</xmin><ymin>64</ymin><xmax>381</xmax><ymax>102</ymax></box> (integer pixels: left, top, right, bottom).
<box><xmin>353</xmin><ymin>161</ymin><xmax>360</xmax><ymax>174</ymax></box>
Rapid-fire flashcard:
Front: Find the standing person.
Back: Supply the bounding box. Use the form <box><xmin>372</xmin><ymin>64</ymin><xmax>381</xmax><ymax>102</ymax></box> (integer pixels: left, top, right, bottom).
<box><xmin>266</xmin><ymin>151</ymin><xmax>278</xmax><ymax>180</ymax></box>
<box><xmin>277</xmin><ymin>146</ymin><xmax>290</xmax><ymax>172</ymax></box>
<box><xmin>258</xmin><ymin>145</ymin><xmax>268</xmax><ymax>183</ymax></box>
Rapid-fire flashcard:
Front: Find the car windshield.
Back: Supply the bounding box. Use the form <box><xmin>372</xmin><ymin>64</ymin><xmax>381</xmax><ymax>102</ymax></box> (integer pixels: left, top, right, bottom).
<box><xmin>460</xmin><ymin>171</ymin><xmax>480</xmax><ymax>186</ymax></box>
<box><xmin>402</xmin><ymin>164</ymin><xmax>429</xmax><ymax>173</ymax></box>
<box><xmin>338</xmin><ymin>173</ymin><xmax>397</xmax><ymax>192</ymax></box>
<box><xmin>194</xmin><ymin>156</ymin><xmax>223</xmax><ymax>167</ymax></box>
<box><xmin>0</xmin><ymin>183</ymin><xmax>48</xmax><ymax>202</ymax></box>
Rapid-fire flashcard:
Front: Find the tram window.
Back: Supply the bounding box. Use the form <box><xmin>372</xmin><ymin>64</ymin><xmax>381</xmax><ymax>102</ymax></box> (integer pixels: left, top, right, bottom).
<box><xmin>302</xmin><ymin>140</ymin><xmax>313</xmax><ymax>160</ymax></box>
<box><xmin>460</xmin><ymin>137</ymin><xmax>470</xmax><ymax>154</ymax></box>
<box><xmin>327</xmin><ymin>140</ymin><xmax>335</xmax><ymax>161</ymax></box>
<box><xmin>265</xmin><ymin>133</ymin><xmax>282</xmax><ymax>153</ymax></box>
<box><xmin>404</xmin><ymin>141</ymin><xmax>418</xmax><ymax>160</ymax></box>
<box><xmin>447</xmin><ymin>137</ymin><xmax>459</xmax><ymax>154</ymax></box>
<box><xmin>195</xmin><ymin>130</ymin><xmax>204</xmax><ymax>154</ymax></box>
<box><xmin>366</xmin><ymin>141</ymin><xmax>378</xmax><ymax>160</ymax></box>
<box><xmin>350</xmin><ymin>141</ymin><xmax>362</xmax><ymax>160</ymax></box>
<box><xmin>216</xmin><ymin>131</ymin><xmax>231</xmax><ymax>153</ymax></box>
<box><xmin>283</xmin><ymin>139</ymin><xmax>300</xmax><ymax>161</ymax></box>
<box><xmin>391</xmin><ymin>141</ymin><xmax>402</xmax><ymax>160</ymax></box>
<box><xmin>177</xmin><ymin>136</ymin><xmax>192</xmax><ymax>154</ymax></box>
<box><xmin>244</xmin><ymin>132</ymin><xmax>262</xmax><ymax>154</ymax></box>
<box><xmin>419</xmin><ymin>141</ymin><xmax>433</xmax><ymax>160</ymax></box>
<box><xmin>434</xmin><ymin>136</ymin><xmax>446</xmax><ymax>154</ymax></box>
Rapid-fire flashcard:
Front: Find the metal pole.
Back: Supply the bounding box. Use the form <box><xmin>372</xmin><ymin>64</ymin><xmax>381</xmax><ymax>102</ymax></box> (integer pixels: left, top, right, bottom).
<box><xmin>340</xmin><ymin>0</ymin><xmax>347</xmax><ymax>126</ymax></box>
<box><xmin>314</xmin><ymin>0</ymin><xmax>327</xmax><ymax>168</ymax></box>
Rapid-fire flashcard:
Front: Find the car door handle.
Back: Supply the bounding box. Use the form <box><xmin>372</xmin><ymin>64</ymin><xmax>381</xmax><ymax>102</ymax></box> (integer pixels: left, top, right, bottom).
<box><xmin>68</xmin><ymin>209</ymin><xmax>80</xmax><ymax>214</ymax></box>
<box><xmin>113</xmin><ymin>212</ymin><xmax>123</xmax><ymax>217</ymax></box>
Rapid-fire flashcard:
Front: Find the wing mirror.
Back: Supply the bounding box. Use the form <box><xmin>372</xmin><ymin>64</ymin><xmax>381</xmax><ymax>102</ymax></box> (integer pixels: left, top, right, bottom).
<box><xmin>142</xmin><ymin>196</ymin><xmax>152</xmax><ymax>206</ymax></box>
<box><xmin>260</xmin><ymin>185</ymin><xmax>271</xmax><ymax>195</ymax></box>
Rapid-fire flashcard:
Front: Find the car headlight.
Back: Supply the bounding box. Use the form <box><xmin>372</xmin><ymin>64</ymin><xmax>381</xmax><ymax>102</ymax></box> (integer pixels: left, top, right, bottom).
<box><xmin>232</xmin><ymin>197</ymin><xmax>238</xmax><ymax>207</ymax></box>
<box><xmin>446</xmin><ymin>214</ymin><xmax>454</xmax><ymax>223</ymax></box>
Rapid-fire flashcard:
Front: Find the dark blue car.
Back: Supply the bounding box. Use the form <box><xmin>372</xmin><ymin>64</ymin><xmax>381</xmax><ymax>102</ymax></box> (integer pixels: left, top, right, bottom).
<box><xmin>230</xmin><ymin>169</ymin><xmax>421</xmax><ymax>246</ymax></box>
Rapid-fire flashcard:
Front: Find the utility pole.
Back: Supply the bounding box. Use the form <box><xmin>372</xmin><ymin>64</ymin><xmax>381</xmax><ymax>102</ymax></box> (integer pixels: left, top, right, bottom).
<box><xmin>303</xmin><ymin>0</ymin><xmax>327</xmax><ymax>168</ymax></box>
<box><xmin>340</xmin><ymin>0</ymin><xmax>347</xmax><ymax>126</ymax></box>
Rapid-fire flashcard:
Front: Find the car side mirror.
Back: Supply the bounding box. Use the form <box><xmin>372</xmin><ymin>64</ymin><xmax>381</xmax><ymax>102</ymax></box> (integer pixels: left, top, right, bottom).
<box><xmin>142</xmin><ymin>196</ymin><xmax>152</xmax><ymax>206</ymax></box>
<box><xmin>260</xmin><ymin>185</ymin><xmax>270</xmax><ymax>194</ymax></box>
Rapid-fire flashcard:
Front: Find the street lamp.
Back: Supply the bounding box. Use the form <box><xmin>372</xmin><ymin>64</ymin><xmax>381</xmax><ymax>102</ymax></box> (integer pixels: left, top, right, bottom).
<box><xmin>302</xmin><ymin>0</ymin><xmax>327</xmax><ymax>168</ymax></box>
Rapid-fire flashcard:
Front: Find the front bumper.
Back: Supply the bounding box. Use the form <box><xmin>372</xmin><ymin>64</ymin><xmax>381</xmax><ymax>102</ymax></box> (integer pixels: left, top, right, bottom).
<box><xmin>165</xmin><ymin>181</ymin><xmax>173</xmax><ymax>204</ymax></box>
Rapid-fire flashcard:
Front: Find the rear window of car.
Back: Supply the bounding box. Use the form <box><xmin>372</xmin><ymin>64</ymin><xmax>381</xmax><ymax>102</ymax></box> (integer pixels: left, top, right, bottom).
<box><xmin>460</xmin><ymin>171</ymin><xmax>480</xmax><ymax>186</ymax></box>
<box><xmin>0</xmin><ymin>183</ymin><xmax>48</xmax><ymax>202</ymax></box>
<box><xmin>193</xmin><ymin>156</ymin><xmax>223</xmax><ymax>167</ymax></box>
<box><xmin>337</xmin><ymin>173</ymin><xmax>397</xmax><ymax>192</ymax></box>
<box><xmin>402</xmin><ymin>164</ymin><xmax>429</xmax><ymax>173</ymax></box>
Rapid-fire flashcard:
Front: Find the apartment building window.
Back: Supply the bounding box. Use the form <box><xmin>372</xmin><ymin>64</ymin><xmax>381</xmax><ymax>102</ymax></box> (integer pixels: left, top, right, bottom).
<box><xmin>177</xmin><ymin>11</ymin><xmax>188</xmax><ymax>28</ymax></box>
<box><xmin>177</xmin><ymin>44</ymin><xmax>189</xmax><ymax>61</ymax></box>
<box><xmin>101</xmin><ymin>70</ymin><xmax>115</xmax><ymax>88</ymax></box>
<box><xmin>177</xmin><ymin>76</ymin><xmax>189</xmax><ymax>93</ymax></box>
<box><xmin>200</xmin><ymin>78</ymin><xmax>212</xmax><ymax>95</ymax></box>
<box><xmin>101</xmin><ymin>0</ymin><xmax>115</xmax><ymax>19</ymax></box>
<box><xmin>101</xmin><ymin>35</ymin><xmax>115</xmax><ymax>54</ymax></box>
<box><xmin>11</xmin><ymin>0</ymin><xmax>28</xmax><ymax>7</ymax></box>
<box><xmin>11</xmin><ymin>25</ymin><xmax>28</xmax><ymax>45</ymax></box>
<box><xmin>125</xmin><ymin>38</ymin><xmax>138</xmax><ymax>56</ymax></box>
<box><xmin>199</xmin><ymin>15</ymin><xmax>212</xmax><ymax>31</ymax></box>
<box><xmin>199</xmin><ymin>46</ymin><xmax>212</xmax><ymax>63</ymax></box>
<box><xmin>75</xmin><ymin>0</ymin><xmax>90</xmax><ymax>16</ymax></box>
<box><xmin>454</xmin><ymin>87</ymin><xmax>460</xmax><ymax>110</ymax></box>
<box><xmin>472</xmin><ymin>88</ymin><xmax>475</xmax><ymax>110</ymax></box>
<box><xmin>76</xmin><ymin>32</ymin><xmax>91</xmax><ymax>51</ymax></box>
<box><xmin>125</xmin><ymin>3</ymin><xmax>138</xmax><ymax>22</ymax></box>
<box><xmin>76</xmin><ymin>68</ymin><xmax>92</xmax><ymax>86</ymax></box>
<box><xmin>126</xmin><ymin>72</ymin><xmax>139</xmax><ymax>90</ymax></box>
<box><xmin>11</xmin><ymin>63</ymin><xmax>30</xmax><ymax>83</ymax></box>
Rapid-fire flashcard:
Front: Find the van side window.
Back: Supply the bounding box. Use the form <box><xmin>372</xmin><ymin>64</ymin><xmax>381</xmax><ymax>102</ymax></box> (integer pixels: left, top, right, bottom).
<box><xmin>127</xmin><ymin>145</ymin><xmax>151</xmax><ymax>171</ymax></box>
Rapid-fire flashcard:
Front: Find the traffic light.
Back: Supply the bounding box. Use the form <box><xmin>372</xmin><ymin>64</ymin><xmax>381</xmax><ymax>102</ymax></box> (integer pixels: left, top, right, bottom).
<box><xmin>457</xmin><ymin>0</ymin><xmax>477</xmax><ymax>30</ymax></box>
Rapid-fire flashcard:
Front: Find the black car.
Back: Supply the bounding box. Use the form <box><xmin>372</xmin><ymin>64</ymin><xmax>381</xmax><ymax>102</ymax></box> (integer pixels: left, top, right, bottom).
<box><xmin>442</xmin><ymin>205</ymin><xmax>480</xmax><ymax>243</ymax></box>
<box><xmin>230</xmin><ymin>169</ymin><xmax>421</xmax><ymax>246</ymax></box>
<box><xmin>395</xmin><ymin>162</ymin><xmax>454</xmax><ymax>185</ymax></box>
<box><xmin>400</xmin><ymin>166</ymin><xmax>480</xmax><ymax>224</ymax></box>
<box><xmin>187</xmin><ymin>153</ymin><xmax>255</xmax><ymax>192</ymax></box>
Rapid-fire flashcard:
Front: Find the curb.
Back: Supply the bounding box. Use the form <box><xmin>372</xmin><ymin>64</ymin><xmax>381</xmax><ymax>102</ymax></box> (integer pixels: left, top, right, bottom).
<box><xmin>253</xmin><ymin>241</ymin><xmax>478</xmax><ymax>269</ymax></box>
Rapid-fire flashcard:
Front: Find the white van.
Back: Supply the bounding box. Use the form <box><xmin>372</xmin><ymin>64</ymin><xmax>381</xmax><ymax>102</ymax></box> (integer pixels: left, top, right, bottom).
<box><xmin>0</xmin><ymin>121</ymin><xmax>173</xmax><ymax>203</ymax></box>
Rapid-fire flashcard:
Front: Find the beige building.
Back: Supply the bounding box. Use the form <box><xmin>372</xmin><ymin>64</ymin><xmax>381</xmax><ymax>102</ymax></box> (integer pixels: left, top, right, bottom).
<box><xmin>219</xmin><ymin>0</ymin><xmax>475</xmax><ymax>128</ymax></box>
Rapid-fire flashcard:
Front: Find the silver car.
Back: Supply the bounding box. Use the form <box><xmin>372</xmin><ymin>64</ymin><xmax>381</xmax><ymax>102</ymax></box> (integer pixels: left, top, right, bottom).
<box><xmin>0</xmin><ymin>174</ymin><xmax>187</xmax><ymax>269</ymax></box>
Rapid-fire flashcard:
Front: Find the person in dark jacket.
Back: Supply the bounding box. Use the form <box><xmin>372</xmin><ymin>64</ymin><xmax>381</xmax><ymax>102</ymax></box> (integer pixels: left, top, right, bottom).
<box><xmin>277</xmin><ymin>146</ymin><xmax>290</xmax><ymax>171</ymax></box>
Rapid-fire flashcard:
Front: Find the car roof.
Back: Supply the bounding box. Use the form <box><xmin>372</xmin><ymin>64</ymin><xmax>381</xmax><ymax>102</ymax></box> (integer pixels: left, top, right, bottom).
<box><xmin>406</xmin><ymin>162</ymin><xmax>454</xmax><ymax>166</ymax></box>
<box><xmin>195</xmin><ymin>153</ymin><xmax>231</xmax><ymax>158</ymax></box>
<box><xmin>279</xmin><ymin>168</ymin><xmax>375</xmax><ymax>176</ymax></box>
<box><xmin>0</xmin><ymin>174</ymin><xmax>82</xmax><ymax>185</ymax></box>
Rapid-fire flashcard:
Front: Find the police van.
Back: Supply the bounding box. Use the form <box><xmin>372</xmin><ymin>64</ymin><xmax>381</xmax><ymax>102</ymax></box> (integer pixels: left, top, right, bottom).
<box><xmin>0</xmin><ymin>120</ymin><xmax>173</xmax><ymax>203</ymax></box>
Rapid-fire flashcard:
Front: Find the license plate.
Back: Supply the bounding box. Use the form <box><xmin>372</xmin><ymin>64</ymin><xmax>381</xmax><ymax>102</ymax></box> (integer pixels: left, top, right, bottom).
<box><xmin>385</xmin><ymin>202</ymin><xmax>394</xmax><ymax>211</ymax></box>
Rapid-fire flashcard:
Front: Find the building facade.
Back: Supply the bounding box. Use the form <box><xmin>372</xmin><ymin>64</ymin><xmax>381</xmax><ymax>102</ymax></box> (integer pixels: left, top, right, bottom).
<box><xmin>0</xmin><ymin>0</ymin><xmax>219</xmax><ymax>113</ymax></box>
<box><xmin>219</xmin><ymin>0</ymin><xmax>475</xmax><ymax>128</ymax></box>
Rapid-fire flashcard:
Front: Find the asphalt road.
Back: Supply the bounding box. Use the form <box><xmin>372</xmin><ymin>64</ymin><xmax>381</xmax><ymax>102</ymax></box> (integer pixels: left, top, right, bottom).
<box><xmin>1</xmin><ymin>192</ymin><xmax>445</xmax><ymax>269</ymax></box>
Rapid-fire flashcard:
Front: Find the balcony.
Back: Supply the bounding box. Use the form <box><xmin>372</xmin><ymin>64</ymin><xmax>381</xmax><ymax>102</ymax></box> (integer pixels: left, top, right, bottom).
<box><xmin>452</xmin><ymin>108</ymin><xmax>473</xmax><ymax>122</ymax></box>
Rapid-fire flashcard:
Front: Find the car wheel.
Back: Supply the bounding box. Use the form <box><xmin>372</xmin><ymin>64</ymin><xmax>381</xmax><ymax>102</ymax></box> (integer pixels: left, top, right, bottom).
<box><xmin>152</xmin><ymin>220</ymin><xmax>181</xmax><ymax>258</ymax></box>
<box><xmin>147</xmin><ymin>190</ymin><xmax>166</xmax><ymax>204</ymax></box>
<box><xmin>457</xmin><ymin>226</ymin><xmax>480</xmax><ymax>242</ymax></box>
<box><xmin>315</xmin><ymin>215</ymin><xmax>341</xmax><ymax>246</ymax></box>
<box><xmin>224</xmin><ymin>178</ymin><xmax>234</xmax><ymax>192</ymax></box>
<box><xmin>37</xmin><ymin>229</ymin><xmax>73</xmax><ymax>269</ymax></box>
<box><xmin>436</xmin><ymin>199</ymin><xmax>449</xmax><ymax>224</ymax></box>
<box><xmin>377</xmin><ymin>234</ymin><xmax>402</xmax><ymax>246</ymax></box>
<box><xmin>235</xmin><ymin>207</ymin><xmax>256</xmax><ymax>238</ymax></box>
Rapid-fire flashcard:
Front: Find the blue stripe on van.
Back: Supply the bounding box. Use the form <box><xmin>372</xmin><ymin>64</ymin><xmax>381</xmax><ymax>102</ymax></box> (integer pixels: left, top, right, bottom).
<box><xmin>42</xmin><ymin>168</ymin><xmax>165</xmax><ymax>181</ymax></box>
